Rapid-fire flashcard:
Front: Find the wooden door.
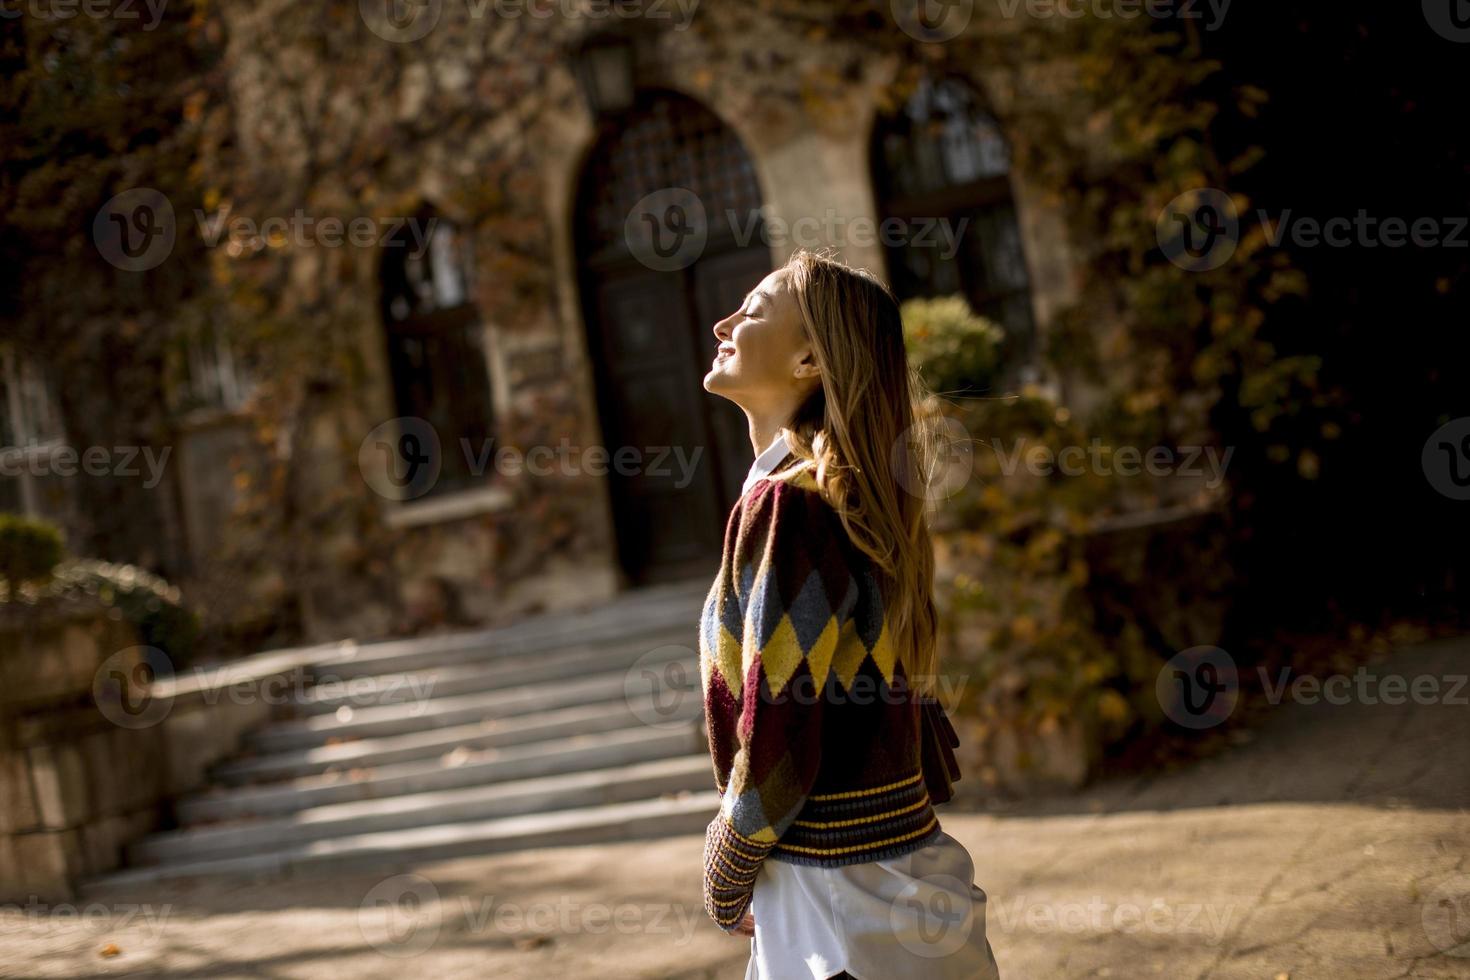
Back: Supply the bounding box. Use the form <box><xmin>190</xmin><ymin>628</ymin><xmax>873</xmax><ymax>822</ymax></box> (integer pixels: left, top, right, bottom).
<box><xmin>575</xmin><ymin>89</ymin><xmax>772</xmax><ymax>585</ymax></box>
<box><xmin>589</xmin><ymin>263</ymin><xmax>724</xmax><ymax>582</ymax></box>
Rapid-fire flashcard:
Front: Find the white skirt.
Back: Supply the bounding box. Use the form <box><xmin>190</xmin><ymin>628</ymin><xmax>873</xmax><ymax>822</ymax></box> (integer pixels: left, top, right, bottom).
<box><xmin>744</xmin><ymin>831</ymin><xmax>1001</xmax><ymax>980</ymax></box>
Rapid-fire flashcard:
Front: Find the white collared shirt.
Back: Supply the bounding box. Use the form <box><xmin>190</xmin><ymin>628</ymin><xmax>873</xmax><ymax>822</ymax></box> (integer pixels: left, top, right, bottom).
<box><xmin>741</xmin><ymin>430</ymin><xmax>792</xmax><ymax>499</ymax></box>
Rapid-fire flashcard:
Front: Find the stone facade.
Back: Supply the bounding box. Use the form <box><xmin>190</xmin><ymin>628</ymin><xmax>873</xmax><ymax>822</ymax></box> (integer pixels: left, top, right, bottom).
<box><xmin>135</xmin><ymin>3</ymin><xmax>1078</xmax><ymax>643</ymax></box>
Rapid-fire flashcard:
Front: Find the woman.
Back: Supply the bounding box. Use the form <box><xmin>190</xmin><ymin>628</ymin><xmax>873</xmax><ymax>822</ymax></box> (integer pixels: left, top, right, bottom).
<box><xmin>698</xmin><ymin>247</ymin><xmax>1001</xmax><ymax>979</ymax></box>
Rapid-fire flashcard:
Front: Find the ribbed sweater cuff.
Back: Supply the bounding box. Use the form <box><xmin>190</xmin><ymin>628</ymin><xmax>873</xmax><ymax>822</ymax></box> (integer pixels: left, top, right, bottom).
<box><xmin>701</xmin><ymin>815</ymin><xmax>774</xmax><ymax>931</ymax></box>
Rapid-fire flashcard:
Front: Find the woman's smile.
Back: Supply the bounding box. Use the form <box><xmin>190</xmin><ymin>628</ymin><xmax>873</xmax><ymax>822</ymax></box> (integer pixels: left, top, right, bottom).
<box><xmin>703</xmin><ymin>271</ymin><xmax>819</xmax><ymax>399</ymax></box>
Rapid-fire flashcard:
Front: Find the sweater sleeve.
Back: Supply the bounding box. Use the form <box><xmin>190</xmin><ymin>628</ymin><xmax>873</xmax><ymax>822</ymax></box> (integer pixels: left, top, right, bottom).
<box><xmin>702</xmin><ymin>479</ymin><xmax>858</xmax><ymax>931</ymax></box>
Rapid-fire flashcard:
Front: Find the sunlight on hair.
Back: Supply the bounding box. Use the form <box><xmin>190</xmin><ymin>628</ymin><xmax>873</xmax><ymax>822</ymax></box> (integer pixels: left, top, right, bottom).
<box><xmin>776</xmin><ymin>247</ymin><xmax>950</xmax><ymax>690</ymax></box>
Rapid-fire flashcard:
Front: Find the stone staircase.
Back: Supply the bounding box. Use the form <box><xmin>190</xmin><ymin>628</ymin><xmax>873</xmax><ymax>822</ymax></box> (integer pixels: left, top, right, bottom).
<box><xmin>97</xmin><ymin>580</ymin><xmax>720</xmax><ymax>886</ymax></box>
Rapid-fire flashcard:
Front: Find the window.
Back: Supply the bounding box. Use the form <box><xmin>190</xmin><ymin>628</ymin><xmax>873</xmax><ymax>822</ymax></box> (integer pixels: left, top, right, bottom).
<box><xmin>379</xmin><ymin>212</ymin><xmax>495</xmax><ymax>498</ymax></box>
<box><xmin>0</xmin><ymin>347</ymin><xmax>70</xmax><ymax>522</ymax></box>
<box><xmin>872</xmin><ymin>73</ymin><xmax>1038</xmax><ymax>365</ymax></box>
<box><xmin>167</xmin><ymin>318</ymin><xmax>254</xmax><ymax>418</ymax></box>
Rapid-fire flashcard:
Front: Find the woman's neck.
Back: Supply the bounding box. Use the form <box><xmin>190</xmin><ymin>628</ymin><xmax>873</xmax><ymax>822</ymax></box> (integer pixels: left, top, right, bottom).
<box><xmin>746</xmin><ymin>411</ymin><xmax>791</xmax><ymax>459</ymax></box>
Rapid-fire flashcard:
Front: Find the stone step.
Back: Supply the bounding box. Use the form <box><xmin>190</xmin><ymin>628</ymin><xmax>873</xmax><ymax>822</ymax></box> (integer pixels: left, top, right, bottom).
<box><xmin>132</xmin><ymin>755</ymin><xmax>713</xmax><ymax>866</ymax></box>
<box><xmin>92</xmin><ymin>791</ymin><xmax>721</xmax><ymax>889</ymax></box>
<box><xmin>179</xmin><ymin>724</ymin><xmax>704</xmax><ymax>824</ymax></box>
<box><xmin>294</xmin><ymin>627</ymin><xmax>695</xmax><ymax>716</ymax></box>
<box><xmin>214</xmin><ymin>693</ymin><xmax>703</xmax><ymax>786</ymax></box>
<box><xmin>244</xmin><ymin>656</ymin><xmax>698</xmax><ymax>753</ymax></box>
<box><xmin>312</xmin><ymin>580</ymin><xmax>707</xmax><ymax>680</ymax></box>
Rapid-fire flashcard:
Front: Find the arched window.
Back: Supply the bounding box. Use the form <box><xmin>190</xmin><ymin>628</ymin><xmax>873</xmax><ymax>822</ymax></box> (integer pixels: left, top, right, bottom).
<box><xmin>380</xmin><ymin>211</ymin><xmax>495</xmax><ymax>497</ymax></box>
<box><xmin>872</xmin><ymin>74</ymin><xmax>1037</xmax><ymax>363</ymax></box>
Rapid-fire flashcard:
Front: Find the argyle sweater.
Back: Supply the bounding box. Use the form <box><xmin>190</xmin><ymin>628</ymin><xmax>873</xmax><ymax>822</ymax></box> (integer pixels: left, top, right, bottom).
<box><xmin>698</xmin><ymin>453</ymin><xmax>941</xmax><ymax>932</ymax></box>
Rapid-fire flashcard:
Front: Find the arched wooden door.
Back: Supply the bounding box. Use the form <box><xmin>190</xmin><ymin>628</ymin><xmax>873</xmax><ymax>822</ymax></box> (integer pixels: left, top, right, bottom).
<box><xmin>575</xmin><ymin>89</ymin><xmax>770</xmax><ymax>585</ymax></box>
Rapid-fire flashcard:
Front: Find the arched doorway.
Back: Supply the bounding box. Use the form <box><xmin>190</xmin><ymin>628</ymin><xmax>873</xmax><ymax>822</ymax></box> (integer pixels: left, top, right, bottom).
<box><xmin>575</xmin><ymin>89</ymin><xmax>770</xmax><ymax>585</ymax></box>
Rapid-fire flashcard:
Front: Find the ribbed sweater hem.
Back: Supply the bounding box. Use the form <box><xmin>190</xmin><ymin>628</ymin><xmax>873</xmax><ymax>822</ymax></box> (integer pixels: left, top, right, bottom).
<box><xmin>767</xmin><ymin>818</ymin><xmax>945</xmax><ymax>868</ymax></box>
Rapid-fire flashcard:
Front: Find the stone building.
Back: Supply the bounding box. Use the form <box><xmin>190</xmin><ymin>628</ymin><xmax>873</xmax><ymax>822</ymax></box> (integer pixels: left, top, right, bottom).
<box><xmin>4</xmin><ymin>2</ymin><xmax>1079</xmax><ymax>644</ymax></box>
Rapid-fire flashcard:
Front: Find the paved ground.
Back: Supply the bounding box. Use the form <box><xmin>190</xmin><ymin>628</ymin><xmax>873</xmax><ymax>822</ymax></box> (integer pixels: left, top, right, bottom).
<box><xmin>3</xmin><ymin>637</ymin><xmax>1467</xmax><ymax>979</ymax></box>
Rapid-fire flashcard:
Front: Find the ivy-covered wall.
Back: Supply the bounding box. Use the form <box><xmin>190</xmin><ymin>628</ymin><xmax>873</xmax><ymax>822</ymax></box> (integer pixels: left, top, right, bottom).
<box><xmin>4</xmin><ymin>0</ymin><xmax>1097</xmax><ymax>645</ymax></box>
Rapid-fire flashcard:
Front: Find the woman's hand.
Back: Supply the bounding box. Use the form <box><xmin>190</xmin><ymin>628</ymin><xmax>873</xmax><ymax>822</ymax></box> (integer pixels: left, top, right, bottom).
<box><xmin>733</xmin><ymin>910</ymin><xmax>755</xmax><ymax>937</ymax></box>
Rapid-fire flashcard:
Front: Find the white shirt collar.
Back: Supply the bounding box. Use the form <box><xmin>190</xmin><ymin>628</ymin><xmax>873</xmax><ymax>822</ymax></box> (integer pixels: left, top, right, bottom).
<box><xmin>742</xmin><ymin>431</ymin><xmax>792</xmax><ymax>498</ymax></box>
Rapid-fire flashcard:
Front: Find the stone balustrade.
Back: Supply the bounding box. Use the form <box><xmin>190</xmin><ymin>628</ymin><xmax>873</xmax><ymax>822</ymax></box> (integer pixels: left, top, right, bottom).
<box><xmin>0</xmin><ymin>602</ymin><xmax>343</xmax><ymax>901</ymax></box>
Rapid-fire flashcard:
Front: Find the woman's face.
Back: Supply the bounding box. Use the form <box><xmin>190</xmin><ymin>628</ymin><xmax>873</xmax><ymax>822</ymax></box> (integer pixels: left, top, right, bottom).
<box><xmin>703</xmin><ymin>269</ymin><xmax>819</xmax><ymax>408</ymax></box>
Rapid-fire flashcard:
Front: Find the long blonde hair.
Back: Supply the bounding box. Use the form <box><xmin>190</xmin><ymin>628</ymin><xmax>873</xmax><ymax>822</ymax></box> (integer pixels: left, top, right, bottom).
<box><xmin>777</xmin><ymin>247</ymin><xmax>941</xmax><ymax>690</ymax></box>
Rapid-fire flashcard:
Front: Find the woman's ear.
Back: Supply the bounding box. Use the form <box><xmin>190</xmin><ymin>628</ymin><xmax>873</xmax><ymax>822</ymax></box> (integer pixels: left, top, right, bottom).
<box><xmin>793</xmin><ymin>350</ymin><xmax>821</xmax><ymax>381</ymax></box>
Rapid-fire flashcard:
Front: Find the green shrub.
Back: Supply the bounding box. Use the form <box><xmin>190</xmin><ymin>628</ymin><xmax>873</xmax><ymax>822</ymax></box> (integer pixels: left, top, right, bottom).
<box><xmin>936</xmin><ymin>392</ymin><xmax>1136</xmax><ymax>720</ymax></box>
<box><xmin>901</xmin><ymin>294</ymin><xmax>1005</xmax><ymax>397</ymax></box>
<box><xmin>2</xmin><ymin>553</ymin><xmax>201</xmax><ymax>670</ymax></box>
<box><xmin>0</xmin><ymin>512</ymin><xmax>199</xmax><ymax>665</ymax></box>
<box><xmin>0</xmin><ymin>513</ymin><xmax>65</xmax><ymax>593</ymax></box>
<box><xmin>930</xmin><ymin>385</ymin><xmax>1239</xmax><ymax>790</ymax></box>
<box><xmin>48</xmin><ymin>560</ymin><xmax>200</xmax><ymax>669</ymax></box>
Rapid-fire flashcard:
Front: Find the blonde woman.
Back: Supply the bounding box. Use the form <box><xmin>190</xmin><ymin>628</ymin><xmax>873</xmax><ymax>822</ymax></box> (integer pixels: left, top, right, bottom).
<box><xmin>698</xmin><ymin>247</ymin><xmax>1000</xmax><ymax>979</ymax></box>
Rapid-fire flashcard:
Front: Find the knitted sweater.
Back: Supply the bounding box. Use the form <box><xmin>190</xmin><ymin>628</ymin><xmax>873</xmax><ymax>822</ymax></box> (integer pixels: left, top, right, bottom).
<box><xmin>698</xmin><ymin>452</ymin><xmax>941</xmax><ymax>932</ymax></box>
